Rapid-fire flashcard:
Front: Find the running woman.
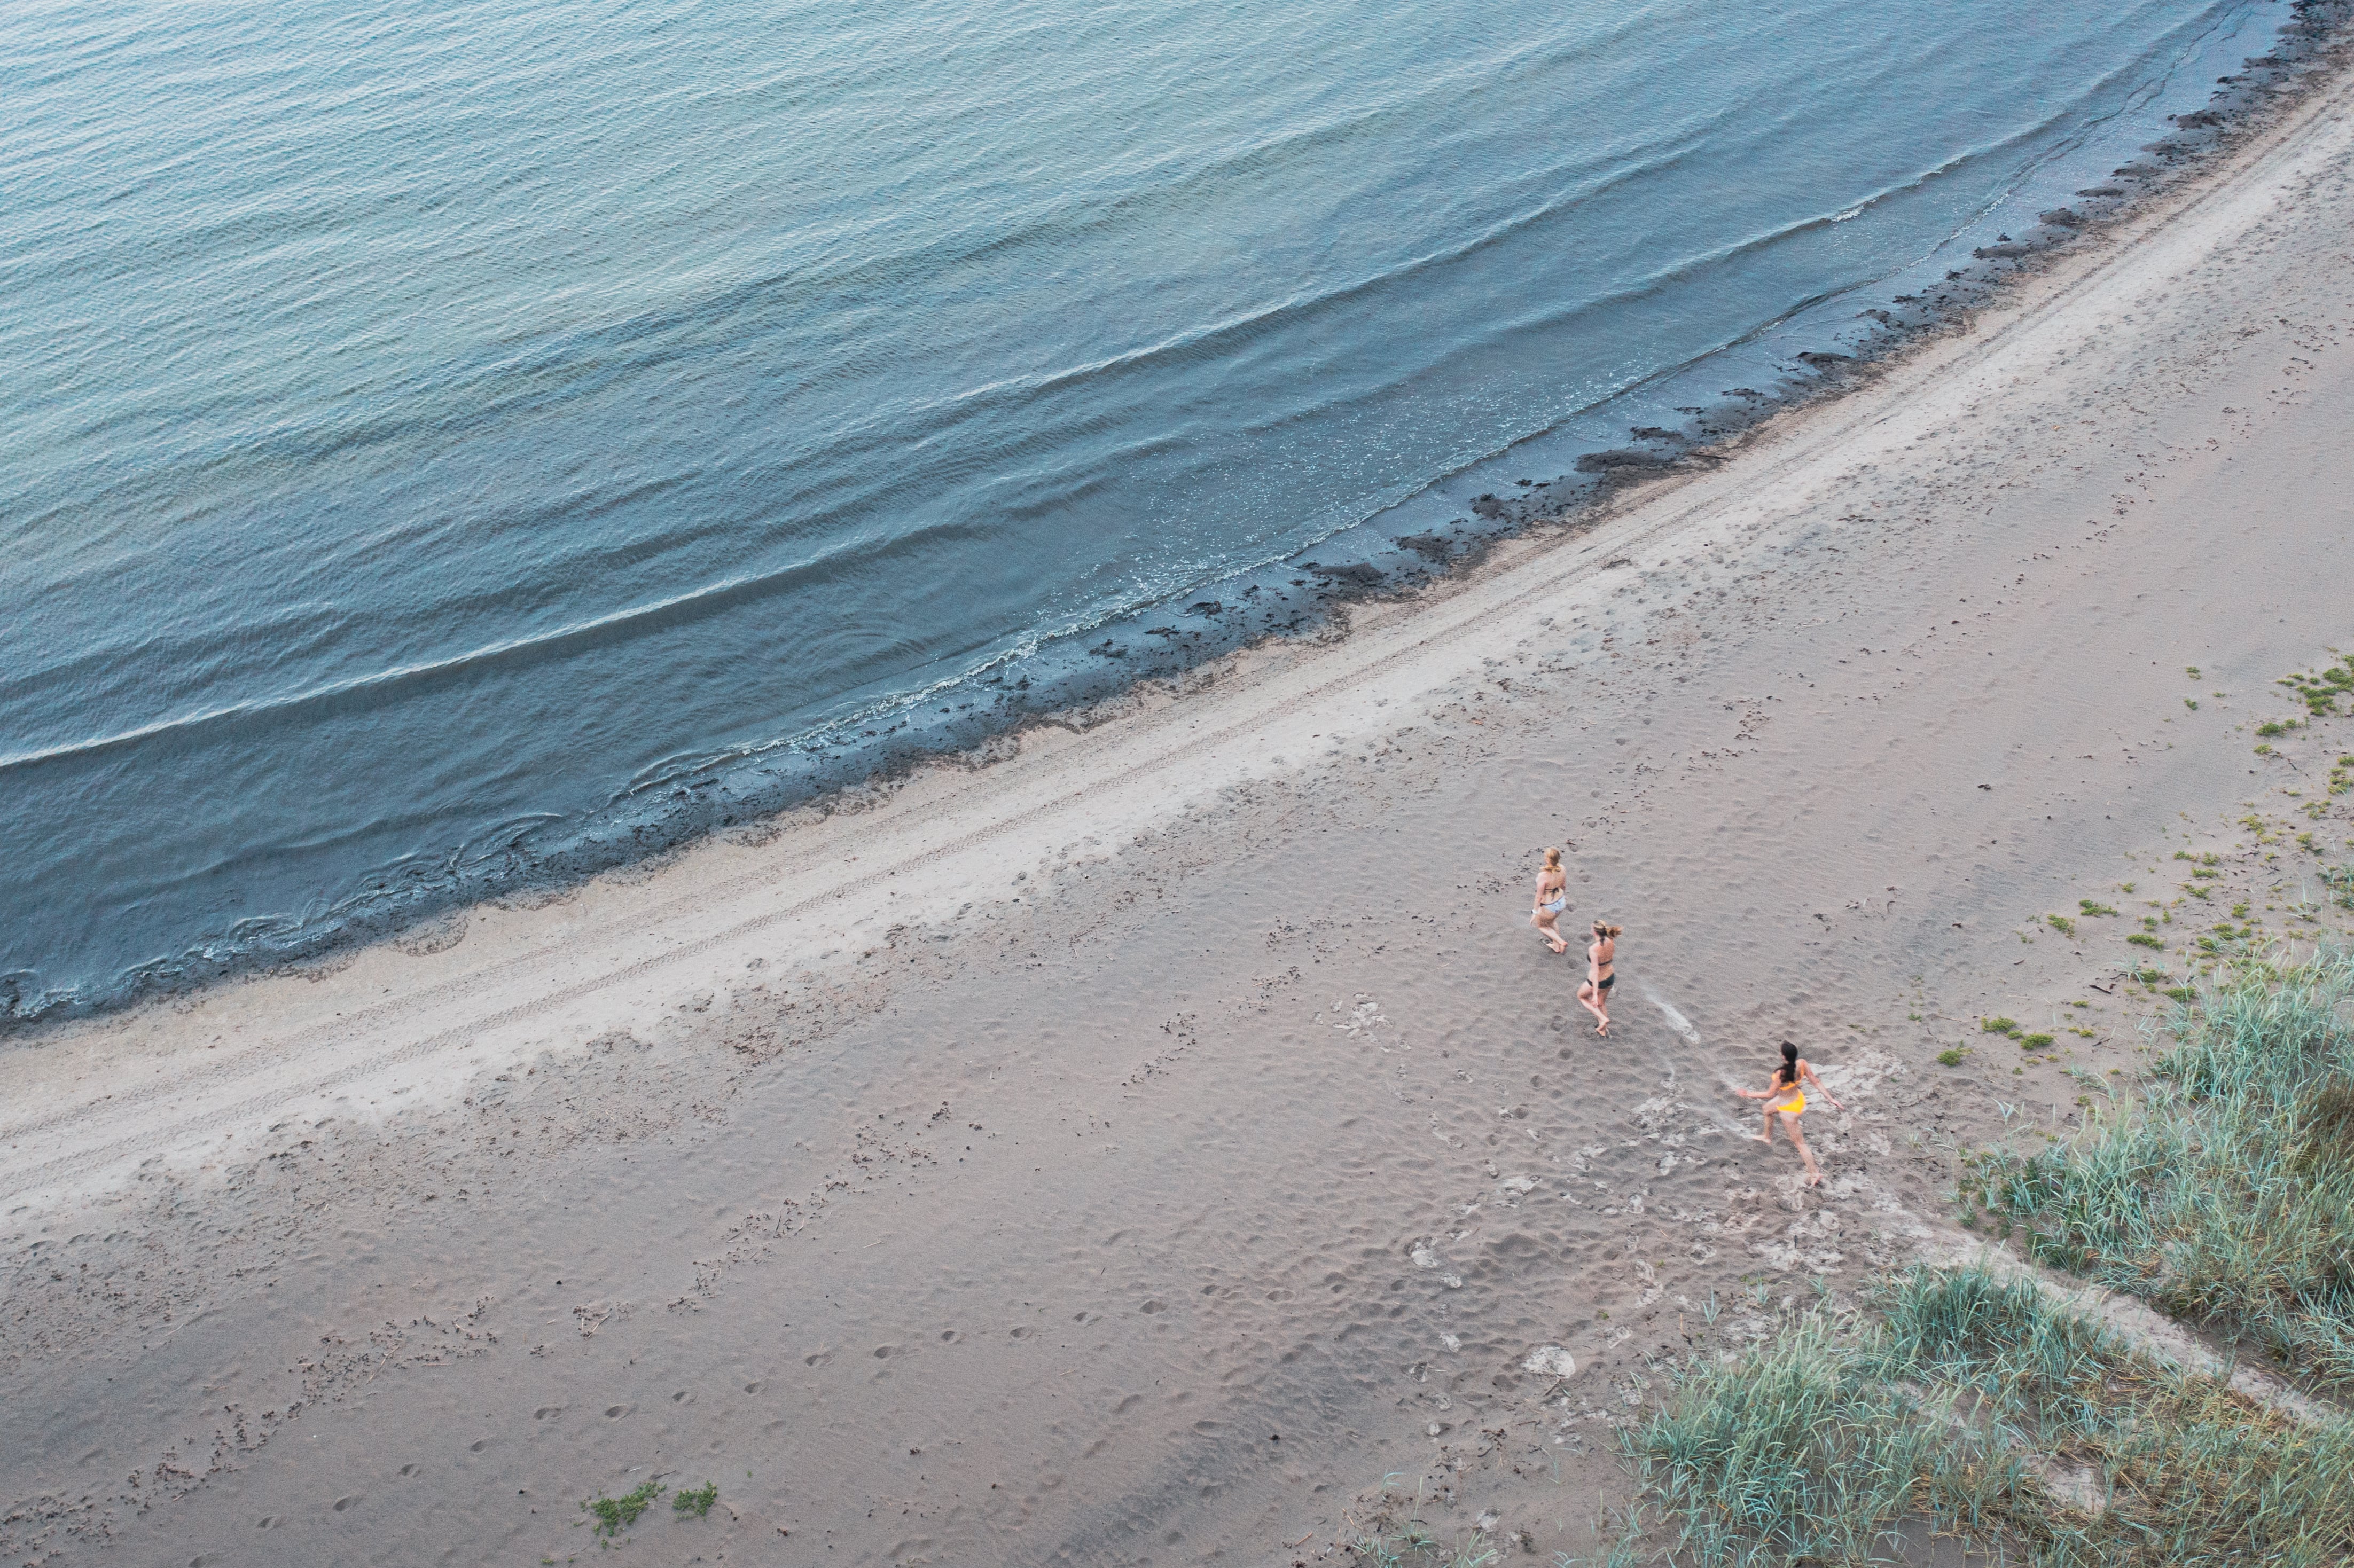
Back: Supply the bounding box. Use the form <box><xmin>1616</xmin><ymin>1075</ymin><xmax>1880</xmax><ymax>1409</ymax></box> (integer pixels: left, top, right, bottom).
<box><xmin>1577</xmin><ymin>920</ymin><xmax>1620</xmax><ymax>1036</ymax></box>
<box><xmin>1737</xmin><ymin>1041</ymin><xmax>1845</xmax><ymax>1187</ymax></box>
<box><xmin>1530</xmin><ymin>848</ymin><xmax>1570</xmax><ymax>953</ymax></box>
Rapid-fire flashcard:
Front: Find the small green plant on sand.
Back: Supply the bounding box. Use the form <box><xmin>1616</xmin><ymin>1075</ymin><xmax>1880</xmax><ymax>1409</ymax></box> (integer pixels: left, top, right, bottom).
<box><xmin>672</xmin><ymin>1481</ymin><xmax>720</xmax><ymax>1519</ymax></box>
<box><xmin>2021</xmin><ymin>1032</ymin><xmax>2054</xmax><ymax>1049</ymax></box>
<box><xmin>2128</xmin><ymin>933</ymin><xmax>2165</xmax><ymax>950</ymax></box>
<box><xmin>2045</xmin><ymin>914</ymin><xmax>2075</xmax><ymax>936</ymax></box>
<box><xmin>2279</xmin><ymin>654</ymin><xmax>2354</xmax><ymax>716</ymax></box>
<box><xmin>2078</xmin><ymin>899</ymin><xmax>2116</xmax><ymax>916</ymax></box>
<box><xmin>1982</xmin><ymin>1016</ymin><xmax>2020</xmax><ymax>1035</ymax></box>
<box><xmin>1937</xmin><ymin>1047</ymin><xmax>1966</xmax><ymax>1067</ymax></box>
<box><xmin>584</xmin><ymin>1482</ymin><xmax>664</xmax><ymax>1537</ymax></box>
<box><xmin>1345</xmin><ymin>1479</ymin><xmax>1499</xmax><ymax>1568</ymax></box>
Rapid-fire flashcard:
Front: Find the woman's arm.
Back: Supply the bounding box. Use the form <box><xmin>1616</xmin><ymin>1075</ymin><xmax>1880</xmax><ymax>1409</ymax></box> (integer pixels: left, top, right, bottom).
<box><xmin>1801</xmin><ymin>1060</ymin><xmax>1844</xmax><ymax>1111</ymax></box>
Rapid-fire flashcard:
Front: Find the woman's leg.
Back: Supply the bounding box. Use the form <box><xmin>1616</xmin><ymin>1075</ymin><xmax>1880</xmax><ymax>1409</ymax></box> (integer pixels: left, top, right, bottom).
<box><xmin>1784</xmin><ymin>1116</ymin><xmax>1823</xmax><ymax>1186</ymax></box>
<box><xmin>1534</xmin><ymin>910</ymin><xmax>1567</xmax><ymax>952</ymax></box>
<box><xmin>1755</xmin><ymin>1105</ymin><xmax>1777</xmax><ymax>1144</ymax></box>
<box><xmin>1577</xmin><ymin>981</ymin><xmax>1608</xmax><ymax>1029</ymax></box>
<box><xmin>1594</xmin><ymin>983</ymin><xmax>1610</xmax><ymax>1036</ymax></box>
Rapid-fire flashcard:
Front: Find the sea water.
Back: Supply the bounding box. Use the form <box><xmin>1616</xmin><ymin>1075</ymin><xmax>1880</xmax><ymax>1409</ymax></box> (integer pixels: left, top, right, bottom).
<box><xmin>0</xmin><ymin>0</ymin><xmax>2285</xmax><ymax>1016</ymax></box>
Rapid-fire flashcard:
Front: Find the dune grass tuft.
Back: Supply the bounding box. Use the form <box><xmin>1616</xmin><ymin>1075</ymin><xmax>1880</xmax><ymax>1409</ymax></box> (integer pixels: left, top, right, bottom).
<box><xmin>1618</xmin><ymin>1263</ymin><xmax>2354</xmax><ymax>1566</ymax></box>
<box><xmin>1978</xmin><ymin>946</ymin><xmax>2354</xmax><ymax>1393</ymax></box>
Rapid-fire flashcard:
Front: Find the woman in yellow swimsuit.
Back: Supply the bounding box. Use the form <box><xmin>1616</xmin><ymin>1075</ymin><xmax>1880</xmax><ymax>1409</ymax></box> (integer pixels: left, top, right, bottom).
<box><xmin>1737</xmin><ymin>1041</ymin><xmax>1843</xmax><ymax>1187</ymax></box>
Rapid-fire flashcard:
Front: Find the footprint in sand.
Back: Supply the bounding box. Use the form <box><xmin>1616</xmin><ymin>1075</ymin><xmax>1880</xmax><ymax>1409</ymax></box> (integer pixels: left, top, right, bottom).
<box><xmin>603</xmin><ymin>1405</ymin><xmax>629</xmax><ymax>1419</ymax></box>
<box><xmin>331</xmin><ymin>1495</ymin><xmax>361</xmax><ymax>1513</ymax></box>
<box><xmin>533</xmin><ymin>1406</ymin><xmax>561</xmax><ymax>1420</ymax></box>
<box><xmin>1521</xmin><ymin>1346</ymin><xmax>1578</xmax><ymax>1378</ymax></box>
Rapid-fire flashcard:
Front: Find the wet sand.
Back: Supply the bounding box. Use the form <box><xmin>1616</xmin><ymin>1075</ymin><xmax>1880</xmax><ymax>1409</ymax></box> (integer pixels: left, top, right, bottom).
<box><xmin>7</xmin><ymin>62</ymin><xmax>2354</xmax><ymax>1568</ymax></box>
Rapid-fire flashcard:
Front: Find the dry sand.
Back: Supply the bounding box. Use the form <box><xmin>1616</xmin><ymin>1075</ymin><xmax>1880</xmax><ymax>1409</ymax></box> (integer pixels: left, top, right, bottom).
<box><xmin>7</xmin><ymin>62</ymin><xmax>2354</xmax><ymax>1568</ymax></box>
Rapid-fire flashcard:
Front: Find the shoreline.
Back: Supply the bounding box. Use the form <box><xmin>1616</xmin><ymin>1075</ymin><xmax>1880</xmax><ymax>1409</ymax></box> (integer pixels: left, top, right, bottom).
<box><xmin>5</xmin><ymin>33</ymin><xmax>2354</xmax><ymax>1568</ymax></box>
<box><xmin>12</xmin><ymin>0</ymin><xmax>2350</xmax><ymax>1032</ymax></box>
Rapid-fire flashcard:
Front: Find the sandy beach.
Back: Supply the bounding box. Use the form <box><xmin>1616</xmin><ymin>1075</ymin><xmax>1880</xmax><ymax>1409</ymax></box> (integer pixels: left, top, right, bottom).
<box><xmin>8</xmin><ymin>56</ymin><xmax>2354</xmax><ymax>1568</ymax></box>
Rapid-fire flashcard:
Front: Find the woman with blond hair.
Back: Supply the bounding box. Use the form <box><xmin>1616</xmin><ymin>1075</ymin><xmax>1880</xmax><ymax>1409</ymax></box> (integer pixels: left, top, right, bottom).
<box><xmin>1529</xmin><ymin>847</ymin><xmax>1569</xmax><ymax>953</ymax></box>
<box><xmin>1577</xmin><ymin>919</ymin><xmax>1619</xmax><ymax>1035</ymax></box>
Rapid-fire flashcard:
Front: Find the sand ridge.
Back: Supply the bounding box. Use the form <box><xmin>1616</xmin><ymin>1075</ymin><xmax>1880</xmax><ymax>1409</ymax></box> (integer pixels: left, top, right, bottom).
<box><xmin>5</xmin><ymin>57</ymin><xmax>2354</xmax><ymax>1568</ymax></box>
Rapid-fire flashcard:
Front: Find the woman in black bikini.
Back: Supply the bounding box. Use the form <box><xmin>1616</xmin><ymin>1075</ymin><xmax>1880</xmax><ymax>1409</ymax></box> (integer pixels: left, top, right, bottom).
<box><xmin>1577</xmin><ymin>920</ymin><xmax>1619</xmax><ymax>1036</ymax></box>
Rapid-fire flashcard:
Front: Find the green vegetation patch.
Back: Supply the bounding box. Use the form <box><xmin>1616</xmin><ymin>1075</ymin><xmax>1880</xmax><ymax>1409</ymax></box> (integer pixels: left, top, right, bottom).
<box><xmin>1983</xmin><ymin>1016</ymin><xmax>2021</xmax><ymax>1036</ymax></box>
<box><xmin>1982</xmin><ymin>947</ymin><xmax>2354</xmax><ymax>1393</ymax></box>
<box><xmin>1620</xmin><ymin>1264</ymin><xmax>2354</xmax><ymax>1567</ymax></box>
<box><xmin>2279</xmin><ymin>654</ymin><xmax>2354</xmax><ymax>717</ymax></box>
<box><xmin>2126</xmin><ymin>933</ymin><xmax>2165</xmax><ymax>951</ymax></box>
<box><xmin>584</xmin><ymin>1481</ymin><xmax>664</xmax><ymax>1538</ymax></box>
<box><xmin>672</xmin><ymin>1481</ymin><xmax>720</xmax><ymax>1519</ymax></box>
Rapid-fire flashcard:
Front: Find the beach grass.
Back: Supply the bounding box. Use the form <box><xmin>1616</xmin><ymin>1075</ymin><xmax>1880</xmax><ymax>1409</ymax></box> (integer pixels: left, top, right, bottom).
<box><xmin>1611</xmin><ymin>1263</ymin><xmax>2354</xmax><ymax>1566</ymax></box>
<box><xmin>1345</xmin><ymin>1497</ymin><xmax>1499</xmax><ymax>1567</ymax></box>
<box><xmin>1971</xmin><ymin>946</ymin><xmax>2354</xmax><ymax>1394</ymax></box>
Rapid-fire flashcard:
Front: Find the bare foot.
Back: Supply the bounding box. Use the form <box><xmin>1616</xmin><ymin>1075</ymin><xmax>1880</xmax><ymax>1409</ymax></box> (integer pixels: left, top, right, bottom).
<box><xmin>1802</xmin><ymin>1173</ymin><xmax>1823</xmax><ymax>1188</ymax></box>
<box><xmin>1751</xmin><ymin>1134</ymin><xmax>1772</xmax><ymax>1144</ymax></box>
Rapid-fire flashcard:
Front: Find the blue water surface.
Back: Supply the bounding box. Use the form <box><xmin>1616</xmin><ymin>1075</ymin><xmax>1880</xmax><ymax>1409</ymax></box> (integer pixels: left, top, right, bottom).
<box><xmin>0</xmin><ymin>0</ymin><xmax>2276</xmax><ymax>1012</ymax></box>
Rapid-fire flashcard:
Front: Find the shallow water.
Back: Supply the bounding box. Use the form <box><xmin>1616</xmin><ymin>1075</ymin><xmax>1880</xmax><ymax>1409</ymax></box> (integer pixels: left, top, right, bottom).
<box><xmin>0</xmin><ymin>0</ymin><xmax>2280</xmax><ymax>1013</ymax></box>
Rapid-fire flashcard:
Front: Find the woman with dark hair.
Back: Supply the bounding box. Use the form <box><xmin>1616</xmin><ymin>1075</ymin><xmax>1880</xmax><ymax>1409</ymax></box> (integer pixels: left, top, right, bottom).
<box><xmin>1576</xmin><ymin>920</ymin><xmax>1620</xmax><ymax>1036</ymax></box>
<box><xmin>1737</xmin><ymin>1042</ymin><xmax>1844</xmax><ymax>1187</ymax></box>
